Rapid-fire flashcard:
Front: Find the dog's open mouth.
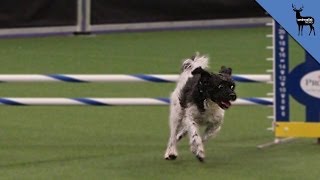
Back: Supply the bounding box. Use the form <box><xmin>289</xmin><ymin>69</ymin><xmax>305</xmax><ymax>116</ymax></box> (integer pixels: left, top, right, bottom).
<box><xmin>218</xmin><ymin>101</ymin><xmax>232</xmax><ymax>110</ymax></box>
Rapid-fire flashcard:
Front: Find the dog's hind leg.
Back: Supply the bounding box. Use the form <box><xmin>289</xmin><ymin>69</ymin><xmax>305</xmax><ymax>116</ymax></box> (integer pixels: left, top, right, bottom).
<box><xmin>164</xmin><ymin>106</ymin><xmax>183</xmax><ymax>160</ymax></box>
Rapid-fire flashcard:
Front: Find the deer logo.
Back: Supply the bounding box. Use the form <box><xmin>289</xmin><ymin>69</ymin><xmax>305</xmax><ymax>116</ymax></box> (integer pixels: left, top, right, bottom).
<box><xmin>292</xmin><ymin>4</ymin><xmax>315</xmax><ymax>36</ymax></box>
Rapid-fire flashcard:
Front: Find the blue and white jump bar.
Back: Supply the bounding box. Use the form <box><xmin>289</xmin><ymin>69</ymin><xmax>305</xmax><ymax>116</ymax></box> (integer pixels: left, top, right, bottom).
<box><xmin>0</xmin><ymin>97</ymin><xmax>273</xmax><ymax>106</ymax></box>
<box><xmin>0</xmin><ymin>74</ymin><xmax>271</xmax><ymax>83</ymax></box>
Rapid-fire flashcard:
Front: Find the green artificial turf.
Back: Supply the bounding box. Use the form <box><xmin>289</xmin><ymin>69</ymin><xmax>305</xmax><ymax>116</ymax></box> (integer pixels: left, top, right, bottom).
<box><xmin>0</xmin><ymin>27</ymin><xmax>318</xmax><ymax>180</ymax></box>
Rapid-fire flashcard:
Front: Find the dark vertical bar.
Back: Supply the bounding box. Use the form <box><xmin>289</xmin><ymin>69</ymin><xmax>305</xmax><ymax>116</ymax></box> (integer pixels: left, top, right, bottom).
<box><xmin>274</xmin><ymin>22</ymin><xmax>289</xmax><ymax>121</ymax></box>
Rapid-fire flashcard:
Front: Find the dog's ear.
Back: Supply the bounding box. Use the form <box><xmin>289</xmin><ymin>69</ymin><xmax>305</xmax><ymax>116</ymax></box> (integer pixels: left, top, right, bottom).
<box><xmin>219</xmin><ymin>66</ymin><xmax>232</xmax><ymax>76</ymax></box>
<box><xmin>192</xmin><ymin>67</ymin><xmax>211</xmax><ymax>77</ymax></box>
<box><xmin>192</xmin><ymin>67</ymin><xmax>211</xmax><ymax>87</ymax></box>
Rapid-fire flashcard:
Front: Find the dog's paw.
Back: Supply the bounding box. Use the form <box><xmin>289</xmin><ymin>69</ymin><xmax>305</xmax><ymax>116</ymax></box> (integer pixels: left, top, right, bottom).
<box><xmin>196</xmin><ymin>155</ymin><xmax>205</xmax><ymax>162</ymax></box>
<box><xmin>165</xmin><ymin>154</ymin><xmax>178</xmax><ymax>160</ymax></box>
<box><xmin>164</xmin><ymin>147</ymin><xmax>178</xmax><ymax>160</ymax></box>
<box><xmin>195</xmin><ymin>150</ymin><xmax>205</xmax><ymax>162</ymax></box>
<box><xmin>191</xmin><ymin>147</ymin><xmax>205</xmax><ymax>162</ymax></box>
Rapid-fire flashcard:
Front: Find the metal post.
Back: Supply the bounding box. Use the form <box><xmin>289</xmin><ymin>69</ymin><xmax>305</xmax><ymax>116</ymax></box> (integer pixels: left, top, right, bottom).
<box><xmin>76</xmin><ymin>0</ymin><xmax>91</xmax><ymax>34</ymax></box>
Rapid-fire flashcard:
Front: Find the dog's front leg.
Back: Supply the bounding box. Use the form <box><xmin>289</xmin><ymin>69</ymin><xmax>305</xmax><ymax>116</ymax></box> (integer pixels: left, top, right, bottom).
<box><xmin>176</xmin><ymin>126</ymin><xmax>187</xmax><ymax>141</ymax></box>
<box><xmin>202</xmin><ymin>123</ymin><xmax>221</xmax><ymax>142</ymax></box>
<box><xmin>203</xmin><ymin>114</ymin><xmax>224</xmax><ymax>142</ymax></box>
<box><xmin>185</xmin><ymin>113</ymin><xmax>205</xmax><ymax>161</ymax></box>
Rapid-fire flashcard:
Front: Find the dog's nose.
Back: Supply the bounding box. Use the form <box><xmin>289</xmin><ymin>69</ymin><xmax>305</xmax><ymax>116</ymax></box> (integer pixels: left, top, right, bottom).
<box><xmin>230</xmin><ymin>93</ymin><xmax>237</xmax><ymax>101</ymax></box>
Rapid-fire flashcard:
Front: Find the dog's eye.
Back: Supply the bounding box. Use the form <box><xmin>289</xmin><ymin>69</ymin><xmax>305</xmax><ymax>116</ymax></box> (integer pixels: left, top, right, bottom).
<box><xmin>230</xmin><ymin>85</ymin><xmax>234</xmax><ymax>90</ymax></box>
<box><xmin>218</xmin><ymin>84</ymin><xmax>223</xmax><ymax>89</ymax></box>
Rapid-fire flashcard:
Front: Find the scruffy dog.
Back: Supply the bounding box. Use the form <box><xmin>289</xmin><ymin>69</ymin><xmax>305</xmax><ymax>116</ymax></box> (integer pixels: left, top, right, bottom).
<box><xmin>164</xmin><ymin>53</ymin><xmax>237</xmax><ymax>162</ymax></box>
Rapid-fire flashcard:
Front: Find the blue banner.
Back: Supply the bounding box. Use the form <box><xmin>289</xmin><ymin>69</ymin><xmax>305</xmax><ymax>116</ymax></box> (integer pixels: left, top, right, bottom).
<box><xmin>256</xmin><ymin>0</ymin><xmax>320</xmax><ymax>64</ymax></box>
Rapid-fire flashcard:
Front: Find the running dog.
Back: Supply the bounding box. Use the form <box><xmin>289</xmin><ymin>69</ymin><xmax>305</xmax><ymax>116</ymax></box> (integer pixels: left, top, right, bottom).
<box><xmin>164</xmin><ymin>53</ymin><xmax>236</xmax><ymax>162</ymax></box>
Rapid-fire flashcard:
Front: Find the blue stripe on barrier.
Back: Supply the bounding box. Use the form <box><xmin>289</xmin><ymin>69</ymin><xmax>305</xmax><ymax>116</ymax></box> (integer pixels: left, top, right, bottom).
<box><xmin>0</xmin><ymin>98</ymin><xmax>25</xmax><ymax>105</ymax></box>
<box><xmin>243</xmin><ymin>98</ymin><xmax>273</xmax><ymax>105</ymax></box>
<box><xmin>156</xmin><ymin>98</ymin><xmax>171</xmax><ymax>104</ymax></box>
<box><xmin>232</xmin><ymin>76</ymin><xmax>258</xmax><ymax>83</ymax></box>
<box><xmin>47</xmin><ymin>75</ymin><xmax>87</xmax><ymax>83</ymax></box>
<box><xmin>72</xmin><ymin>98</ymin><xmax>110</xmax><ymax>106</ymax></box>
<box><xmin>156</xmin><ymin>98</ymin><xmax>271</xmax><ymax>105</ymax></box>
<box><xmin>131</xmin><ymin>74</ymin><xmax>173</xmax><ymax>83</ymax></box>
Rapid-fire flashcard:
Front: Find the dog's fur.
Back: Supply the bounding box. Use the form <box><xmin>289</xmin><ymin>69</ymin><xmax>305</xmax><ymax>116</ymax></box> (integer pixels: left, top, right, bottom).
<box><xmin>164</xmin><ymin>53</ymin><xmax>237</xmax><ymax>162</ymax></box>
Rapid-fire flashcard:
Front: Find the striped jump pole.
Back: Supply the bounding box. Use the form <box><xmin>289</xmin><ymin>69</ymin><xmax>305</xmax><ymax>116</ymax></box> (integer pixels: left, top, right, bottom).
<box><xmin>0</xmin><ymin>74</ymin><xmax>271</xmax><ymax>83</ymax></box>
<box><xmin>0</xmin><ymin>97</ymin><xmax>273</xmax><ymax>106</ymax></box>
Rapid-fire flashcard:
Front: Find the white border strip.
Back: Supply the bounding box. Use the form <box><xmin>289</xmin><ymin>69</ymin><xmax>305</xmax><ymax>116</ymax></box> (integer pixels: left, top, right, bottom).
<box><xmin>91</xmin><ymin>17</ymin><xmax>272</xmax><ymax>32</ymax></box>
<box><xmin>0</xmin><ymin>26</ymin><xmax>76</xmax><ymax>37</ymax></box>
<box><xmin>0</xmin><ymin>17</ymin><xmax>270</xmax><ymax>37</ymax></box>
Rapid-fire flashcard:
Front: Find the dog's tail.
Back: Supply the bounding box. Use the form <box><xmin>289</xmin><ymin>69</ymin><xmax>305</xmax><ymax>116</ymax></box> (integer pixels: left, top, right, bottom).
<box><xmin>181</xmin><ymin>52</ymin><xmax>209</xmax><ymax>72</ymax></box>
<box><xmin>172</xmin><ymin>52</ymin><xmax>209</xmax><ymax>93</ymax></box>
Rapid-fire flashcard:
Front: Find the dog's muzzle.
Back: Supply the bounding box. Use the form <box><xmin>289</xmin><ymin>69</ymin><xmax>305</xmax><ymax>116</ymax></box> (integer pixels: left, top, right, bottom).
<box><xmin>218</xmin><ymin>93</ymin><xmax>236</xmax><ymax>110</ymax></box>
<box><xmin>229</xmin><ymin>93</ymin><xmax>237</xmax><ymax>101</ymax></box>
